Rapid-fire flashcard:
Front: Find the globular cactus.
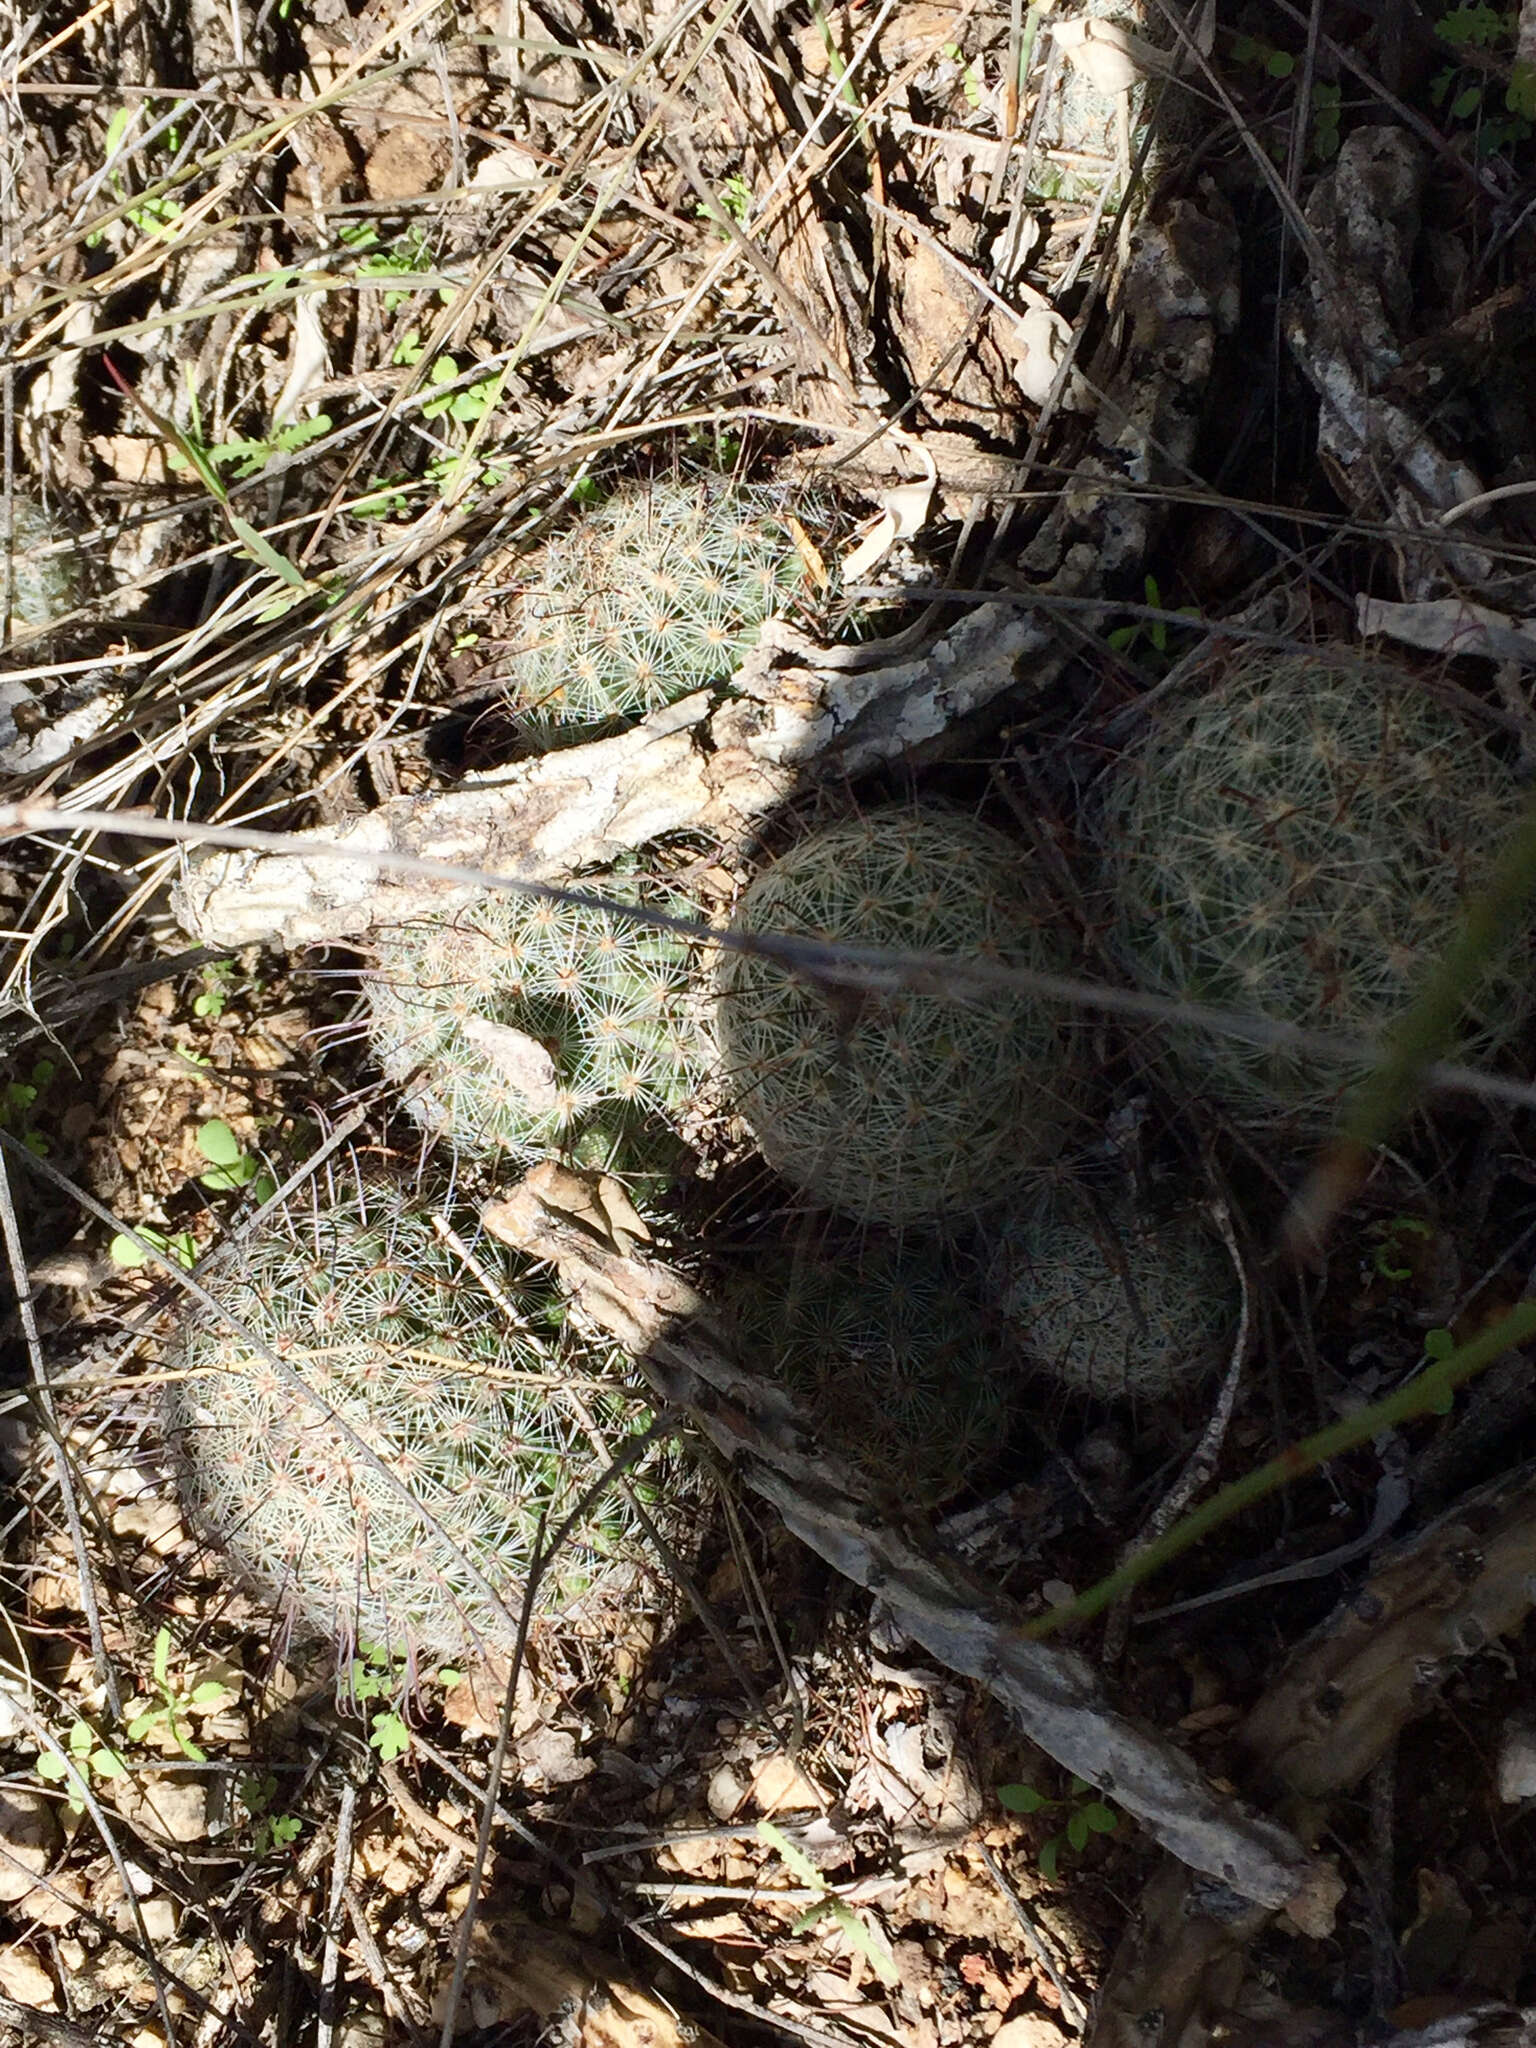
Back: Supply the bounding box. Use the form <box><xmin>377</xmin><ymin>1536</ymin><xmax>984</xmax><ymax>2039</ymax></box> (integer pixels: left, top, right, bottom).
<box><xmin>1101</xmin><ymin>647</ymin><xmax>1531</xmax><ymax>1121</ymax></box>
<box><xmin>164</xmin><ymin>1177</ymin><xmax>668</xmax><ymax>1659</ymax></box>
<box><xmin>366</xmin><ymin>879</ymin><xmax>710</xmax><ymax>1174</ymax></box>
<box><xmin>714</xmin><ymin>806</ymin><xmax>1080</xmax><ymax>1223</ymax></box>
<box><xmin>502</xmin><ymin>477</ymin><xmax>807</xmax><ymax>741</ymax></box>
<box><xmin>3</xmin><ymin>495</ymin><xmax>80</xmax><ymax>633</ymax></box>
<box><xmin>725</xmin><ymin>1239</ymin><xmax>1020</xmax><ymax>1502</ymax></box>
<box><xmin>999</xmin><ymin>1195</ymin><xmax>1237</xmax><ymax>1401</ymax></box>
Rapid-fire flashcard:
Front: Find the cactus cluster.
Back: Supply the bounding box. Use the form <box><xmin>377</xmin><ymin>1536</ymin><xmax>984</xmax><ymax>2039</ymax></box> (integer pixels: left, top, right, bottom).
<box><xmin>164</xmin><ymin>1177</ymin><xmax>667</xmax><ymax>1659</ymax></box>
<box><xmin>366</xmin><ymin>878</ymin><xmax>710</xmax><ymax>1174</ymax></box>
<box><xmin>999</xmin><ymin>1195</ymin><xmax>1237</xmax><ymax>1401</ymax></box>
<box><xmin>3</xmin><ymin>494</ymin><xmax>80</xmax><ymax>633</ymax></box>
<box><xmin>1100</xmin><ymin>648</ymin><xmax>1531</xmax><ymax>1121</ymax></box>
<box><xmin>714</xmin><ymin>806</ymin><xmax>1079</xmax><ymax>1222</ymax></box>
<box><xmin>501</xmin><ymin>477</ymin><xmax>807</xmax><ymax>741</ymax></box>
<box><xmin>725</xmin><ymin>1239</ymin><xmax>1020</xmax><ymax>1501</ymax></box>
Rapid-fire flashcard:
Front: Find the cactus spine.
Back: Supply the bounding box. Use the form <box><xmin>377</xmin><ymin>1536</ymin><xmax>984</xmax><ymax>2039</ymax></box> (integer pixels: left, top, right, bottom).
<box><xmin>366</xmin><ymin>878</ymin><xmax>709</xmax><ymax>1173</ymax></box>
<box><xmin>164</xmin><ymin>1177</ymin><xmax>667</xmax><ymax>1658</ymax></box>
<box><xmin>714</xmin><ymin>806</ymin><xmax>1079</xmax><ymax>1222</ymax></box>
<box><xmin>1101</xmin><ymin>647</ymin><xmax>1531</xmax><ymax>1121</ymax></box>
<box><xmin>502</xmin><ymin>478</ymin><xmax>807</xmax><ymax>740</ymax></box>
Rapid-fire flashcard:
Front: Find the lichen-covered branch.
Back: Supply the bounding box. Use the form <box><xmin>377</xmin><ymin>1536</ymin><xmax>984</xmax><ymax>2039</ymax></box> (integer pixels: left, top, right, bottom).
<box><xmin>173</xmin><ymin>601</ymin><xmax>1059</xmax><ymax>951</ymax></box>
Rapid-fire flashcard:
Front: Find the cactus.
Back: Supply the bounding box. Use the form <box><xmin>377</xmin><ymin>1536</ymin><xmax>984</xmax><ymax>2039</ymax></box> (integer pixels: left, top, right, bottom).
<box><xmin>725</xmin><ymin>1239</ymin><xmax>1020</xmax><ymax>1501</ymax></box>
<box><xmin>1000</xmin><ymin>1195</ymin><xmax>1237</xmax><ymax>1401</ymax></box>
<box><xmin>163</xmin><ymin>1177</ymin><xmax>669</xmax><ymax>1659</ymax></box>
<box><xmin>714</xmin><ymin>806</ymin><xmax>1079</xmax><ymax>1223</ymax></box>
<box><xmin>3</xmin><ymin>494</ymin><xmax>80</xmax><ymax>632</ymax></box>
<box><xmin>502</xmin><ymin>477</ymin><xmax>807</xmax><ymax>740</ymax></box>
<box><xmin>1100</xmin><ymin>647</ymin><xmax>1532</xmax><ymax>1120</ymax></box>
<box><xmin>366</xmin><ymin>877</ymin><xmax>710</xmax><ymax>1174</ymax></box>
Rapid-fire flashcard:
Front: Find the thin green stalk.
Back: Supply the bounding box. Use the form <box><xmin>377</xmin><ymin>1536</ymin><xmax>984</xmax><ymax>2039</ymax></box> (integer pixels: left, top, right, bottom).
<box><xmin>1287</xmin><ymin>785</ymin><xmax>1536</xmax><ymax>1255</ymax></box>
<box><xmin>1026</xmin><ymin>1297</ymin><xmax>1536</xmax><ymax>1638</ymax></box>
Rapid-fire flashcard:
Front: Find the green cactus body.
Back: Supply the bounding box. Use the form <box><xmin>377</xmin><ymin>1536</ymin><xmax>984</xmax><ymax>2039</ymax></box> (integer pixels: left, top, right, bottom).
<box><xmin>164</xmin><ymin>1181</ymin><xmax>663</xmax><ymax>1658</ymax></box>
<box><xmin>1001</xmin><ymin>1198</ymin><xmax>1237</xmax><ymax>1401</ymax></box>
<box><xmin>726</xmin><ymin>1241</ymin><xmax>1017</xmax><ymax>1501</ymax></box>
<box><xmin>503</xmin><ymin>478</ymin><xmax>806</xmax><ymax>741</ymax></box>
<box><xmin>3</xmin><ymin>495</ymin><xmax>80</xmax><ymax>632</ymax></box>
<box><xmin>367</xmin><ymin>879</ymin><xmax>709</xmax><ymax>1172</ymax></box>
<box><xmin>1102</xmin><ymin>649</ymin><xmax>1531</xmax><ymax>1121</ymax></box>
<box><xmin>714</xmin><ymin>807</ymin><xmax>1079</xmax><ymax>1223</ymax></box>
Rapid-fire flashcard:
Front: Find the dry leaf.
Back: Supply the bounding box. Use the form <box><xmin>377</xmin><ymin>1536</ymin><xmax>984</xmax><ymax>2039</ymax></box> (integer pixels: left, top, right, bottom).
<box><xmin>460</xmin><ymin>1018</ymin><xmax>560</xmax><ymax>1108</ymax></box>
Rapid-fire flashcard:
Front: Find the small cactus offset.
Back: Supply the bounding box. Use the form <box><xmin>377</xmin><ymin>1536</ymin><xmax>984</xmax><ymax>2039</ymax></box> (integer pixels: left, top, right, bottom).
<box><xmin>3</xmin><ymin>495</ymin><xmax>80</xmax><ymax>632</ymax></box>
<box><xmin>503</xmin><ymin>477</ymin><xmax>807</xmax><ymax>740</ymax></box>
<box><xmin>1101</xmin><ymin>647</ymin><xmax>1532</xmax><ymax>1121</ymax></box>
<box><xmin>367</xmin><ymin>877</ymin><xmax>710</xmax><ymax>1173</ymax></box>
<box><xmin>714</xmin><ymin>806</ymin><xmax>1079</xmax><ymax>1222</ymax></box>
<box><xmin>164</xmin><ymin>1177</ymin><xmax>668</xmax><ymax>1659</ymax></box>
<box><xmin>1000</xmin><ymin>1196</ymin><xmax>1237</xmax><ymax>1401</ymax></box>
<box><xmin>725</xmin><ymin>1240</ymin><xmax>1020</xmax><ymax>1502</ymax></box>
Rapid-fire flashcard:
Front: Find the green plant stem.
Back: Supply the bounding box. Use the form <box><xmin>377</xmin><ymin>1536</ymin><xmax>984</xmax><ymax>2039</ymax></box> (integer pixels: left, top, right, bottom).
<box><xmin>1341</xmin><ymin>785</ymin><xmax>1536</xmax><ymax>1151</ymax></box>
<box><xmin>1287</xmin><ymin>785</ymin><xmax>1536</xmax><ymax>1254</ymax></box>
<box><xmin>1026</xmin><ymin>1297</ymin><xmax>1536</xmax><ymax>1638</ymax></box>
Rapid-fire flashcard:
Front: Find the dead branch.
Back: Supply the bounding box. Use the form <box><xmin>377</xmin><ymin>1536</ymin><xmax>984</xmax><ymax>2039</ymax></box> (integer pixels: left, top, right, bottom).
<box><xmin>1088</xmin><ymin>1460</ymin><xmax>1536</xmax><ymax>2048</ymax></box>
<box><xmin>482</xmin><ymin>1164</ymin><xmax>1326</xmax><ymax>1920</ymax></box>
<box><xmin>173</xmin><ymin>601</ymin><xmax>1062</xmax><ymax>951</ymax></box>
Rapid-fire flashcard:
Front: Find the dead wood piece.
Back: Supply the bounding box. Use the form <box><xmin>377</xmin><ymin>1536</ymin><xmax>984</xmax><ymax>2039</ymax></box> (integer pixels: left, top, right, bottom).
<box><xmin>1240</xmin><ymin>1457</ymin><xmax>1536</xmax><ymax>1799</ymax></box>
<box><xmin>172</xmin><ymin>603</ymin><xmax>1059</xmax><ymax>952</ymax></box>
<box><xmin>1286</xmin><ymin>127</ymin><xmax>1536</xmax><ymax>606</ymax></box>
<box><xmin>483</xmin><ymin>1165</ymin><xmax>1322</xmax><ymax>1917</ymax></box>
<box><xmin>1086</xmin><ymin>1462</ymin><xmax>1536</xmax><ymax>2048</ymax></box>
<box><xmin>1024</xmin><ymin>187</ymin><xmax>1241</xmax><ymax>583</ymax></box>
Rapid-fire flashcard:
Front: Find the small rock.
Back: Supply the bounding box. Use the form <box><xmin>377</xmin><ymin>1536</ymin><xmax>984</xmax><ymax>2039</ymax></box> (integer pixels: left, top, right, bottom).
<box><xmin>119</xmin><ymin>1896</ymin><xmax>178</xmax><ymax>1943</ymax></box>
<box><xmin>750</xmin><ymin>1754</ymin><xmax>823</xmax><ymax>1815</ymax></box>
<box><xmin>0</xmin><ymin>1787</ymin><xmax>59</xmax><ymax>1903</ymax></box>
<box><xmin>1496</xmin><ymin>1716</ymin><xmax>1536</xmax><ymax>1803</ymax></box>
<box><xmin>659</xmin><ymin>1827</ymin><xmax>718</xmax><ymax>1877</ymax></box>
<box><xmin>110</xmin><ymin>1499</ymin><xmax>184</xmax><ymax>1555</ymax></box>
<box><xmin>0</xmin><ymin>1943</ymin><xmax>56</xmax><ymax>2009</ymax></box>
<box><xmin>707</xmin><ymin>1765</ymin><xmax>746</xmax><ymax>1822</ymax></box>
<box><xmin>18</xmin><ymin>1869</ymin><xmax>85</xmax><ymax>1929</ymax></box>
<box><xmin>128</xmin><ymin>1776</ymin><xmax>208</xmax><ymax>1845</ymax></box>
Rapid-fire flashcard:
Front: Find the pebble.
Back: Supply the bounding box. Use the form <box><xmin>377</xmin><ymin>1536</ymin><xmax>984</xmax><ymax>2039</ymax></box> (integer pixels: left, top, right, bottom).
<box><xmin>1496</xmin><ymin>1716</ymin><xmax>1536</xmax><ymax>1803</ymax></box>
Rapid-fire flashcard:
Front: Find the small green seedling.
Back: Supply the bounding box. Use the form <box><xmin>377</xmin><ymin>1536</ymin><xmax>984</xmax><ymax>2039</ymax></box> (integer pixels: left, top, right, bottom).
<box><xmin>942</xmin><ymin>41</ymin><xmax>985</xmax><ymax>108</ymax></box>
<box><xmin>1231</xmin><ymin>31</ymin><xmax>1295</xmax><ymax>77</ymax></box>
<box><xmin>0</xmin><ymin>1057</ymin><xmax>57</xmax><ymax>1157</ymax></box>
<box><xmin>92</xmin><ymin>104</ymin><xmax>187</xmax><ymax>245</ymax></box>
<box><xmin>698</xmin><ymin>173</ymin><xmax>753</xmax><ymax>228</ymax></box>
<box><xmin>1369</xmin><ymin>1215</ymin><xmax>1434</xmax><ymax>1283</ymax></box>
<box><xmin>1430</xmin><ymin>5</ymin><xmax>1536</xmax><ymax>151</ymax></box>
<box><xmin>168</xmin><ymin>413</ymin><xmax>333</xmax><ymax>486</ymax></box>
<box><xmin>1310</xmin><ymin>81</ymin><xmax>1342</xmax><ymax>160</ymax></box>
<box><xmin>239</xmin><ymin>1774</ymin><xmax>304</xmax><ymax>1853</ymax></box>
<box><xmin>392</xmin><ymin>333</ymin><xmax>501</xmax><ymax>425</ymax></box>
<box><xmin>998</xmin><ymin>1776</ymin><xmax>1119</xmax><ymax>1880</ymax></box>
<box><xmin>192</xmin><ymin>961</ymin><xmax>234</xmax><ymax>1019</ymax></box>
<box><xmin>369</xmin><ymin>1711</ymin><xmax>412</xmax><ymax>1762</ymax></box>
<box><xmin>194</xmin><ymin>1118</ymin><xmax>274</xmax><ymax>1201</ymax></box>
<box><xmin>35</xmin><ymin>1719</ymin><xmax>127</xmax><ymax>1815</ymax></box>
<box><xmin>348</xmin><ymin>1644</ymin><xmax>465</xmax><ymax>1762</ymax></box>
<box><xmin>757</xmin><ymin>1821</ymin><xmax>900</xmax><ymax>1985</ymax></box>
<box><xmin>109</xmin><ymin>1225</ymin><xmax>197</xmax><ymax>1271</ymax></box>
<box><xmin>1105</xmin><ymin>574</ymin><xmax>1199</xmax><ymax>668</ymax></box>
<box><xmin>123</xmin><ymin>1627</ymin><xmax>232</xmax><ymax>1763</ymax></box>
